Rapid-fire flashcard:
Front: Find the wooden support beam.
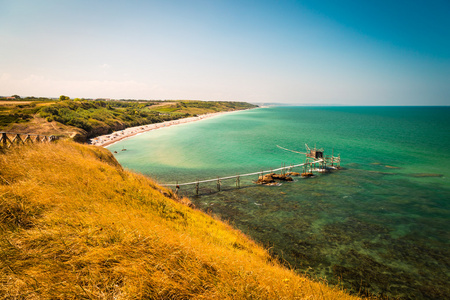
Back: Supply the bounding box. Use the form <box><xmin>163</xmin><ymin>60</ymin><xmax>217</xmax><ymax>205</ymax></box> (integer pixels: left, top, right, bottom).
<box><xmin>11</xmin><ymin>134</ymin><xmax>24</xmax><ymax>146</ymax></box>
<box><xmin>195</xmin><ymin>181</ymin><xmax>199</xmax><ymax>195</ymax></box>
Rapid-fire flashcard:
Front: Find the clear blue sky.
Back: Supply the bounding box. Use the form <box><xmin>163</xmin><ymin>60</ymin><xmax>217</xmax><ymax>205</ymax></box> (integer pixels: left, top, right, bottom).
<box><xmin>1</xmin><ymin>0</ymin><xmax>449</xmax><ymax>105</ymax></box>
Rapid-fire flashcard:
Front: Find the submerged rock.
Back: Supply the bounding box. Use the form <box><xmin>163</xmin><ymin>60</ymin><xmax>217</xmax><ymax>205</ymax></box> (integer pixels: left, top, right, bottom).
<box><xmin>385</xmin><ymin>165</ymin><xmax>401</xmax><ymax>169</ymax></box>
<box><xmin>408</xmin><ymin>173</ymin><xmax>443</xmax><ymax>178</ymax></box>
<box><xmin>301</xmin><ymin>172</ymin><xmax>314</xmax><ymax>177</ymax></box>
<box><xmin>368</xmin><ymin>171</ymin><xmax>397</xmax><ymax>176</ymax></box>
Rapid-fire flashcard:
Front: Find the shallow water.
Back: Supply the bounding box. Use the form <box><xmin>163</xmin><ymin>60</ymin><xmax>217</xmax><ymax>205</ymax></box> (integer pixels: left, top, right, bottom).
<box><xmin>109</xmin><ymin>107</ymin><xmax>450</xmax><ymax>299</ymax></box>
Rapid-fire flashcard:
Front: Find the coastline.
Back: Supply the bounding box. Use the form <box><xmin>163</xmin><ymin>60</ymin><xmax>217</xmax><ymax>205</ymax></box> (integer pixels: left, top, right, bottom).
<box><xmin>90</xmin><ymin>109</ymin><xmax>250</xmax><ymax>147</ymax></box>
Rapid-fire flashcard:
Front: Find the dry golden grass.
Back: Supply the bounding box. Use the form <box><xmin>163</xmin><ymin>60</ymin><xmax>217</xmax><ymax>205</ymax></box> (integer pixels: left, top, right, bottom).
<box><xmin>0</xmin><ymin>141</ymin><xmax>360</xmax><ymax>299</ymax></box>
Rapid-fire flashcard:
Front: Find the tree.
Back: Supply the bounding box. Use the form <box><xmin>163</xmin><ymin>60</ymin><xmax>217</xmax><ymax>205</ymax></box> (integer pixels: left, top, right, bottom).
<box><xmin>59</xmin><ymin>95</ymin><xmax>70</xmax><ymax>101</ymax></box>
<box><xmin>12</xmin><ymin>95</ymin><xmax>21</xmax><ymax>99</ymax></box>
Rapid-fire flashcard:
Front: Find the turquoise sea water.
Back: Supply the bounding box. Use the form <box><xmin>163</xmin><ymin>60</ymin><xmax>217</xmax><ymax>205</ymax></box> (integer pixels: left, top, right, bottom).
<box><xmin>109</xmin><ymin>107</ymin><xmax>450</xmax><ymax>299</ymax></box>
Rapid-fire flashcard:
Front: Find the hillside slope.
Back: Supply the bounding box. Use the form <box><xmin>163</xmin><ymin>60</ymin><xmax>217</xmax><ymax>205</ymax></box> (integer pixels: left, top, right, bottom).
<box><xmin>1</xmin><ymin>99</ymin><xmax>257</xmax><ymax>142</ymax></box>
<box><xmin>0</xmin><ymin>142</ymin><xmax>359</xmax><ymax>299</ymax></box>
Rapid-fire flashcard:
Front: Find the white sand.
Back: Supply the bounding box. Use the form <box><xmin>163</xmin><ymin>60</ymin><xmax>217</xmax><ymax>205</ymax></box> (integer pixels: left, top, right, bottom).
<box><xmin>89</xmin><ymin>110</ymin><xmax>238</xmax><ymax>147</ymax></box>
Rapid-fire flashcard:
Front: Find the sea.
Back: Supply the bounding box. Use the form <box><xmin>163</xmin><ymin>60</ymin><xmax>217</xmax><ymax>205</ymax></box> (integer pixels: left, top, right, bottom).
<box><xmin>108</xmin><ymin>106</ymin><xmax>450</xmax><ymax>299</ymax></box>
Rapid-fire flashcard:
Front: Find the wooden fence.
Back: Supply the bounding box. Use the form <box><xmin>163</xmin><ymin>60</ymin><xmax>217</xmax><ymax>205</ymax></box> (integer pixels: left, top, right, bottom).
<box><xmin>0</xmin><ymin>132</ymin><xmax>58</xmax><ymax>148</ymax></box>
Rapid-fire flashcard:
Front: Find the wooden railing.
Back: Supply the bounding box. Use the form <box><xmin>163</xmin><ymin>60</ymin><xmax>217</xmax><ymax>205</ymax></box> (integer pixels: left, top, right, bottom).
<box><xmin>0</xmin><ymin>132</ymin><xmax>58</xmax><ymax>148</ymax></box>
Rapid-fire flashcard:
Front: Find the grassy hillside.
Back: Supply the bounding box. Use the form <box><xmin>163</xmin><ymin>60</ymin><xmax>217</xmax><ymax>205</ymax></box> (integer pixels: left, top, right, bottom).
<box><xmin>0</xmin><ymin>142</ymin><xmax>359</xmax><ymax>299</ymax></box>
<box><xmin>0</xmin><ymin>98</ymin><xmax>257</xmax><ymax>142</ymax></box>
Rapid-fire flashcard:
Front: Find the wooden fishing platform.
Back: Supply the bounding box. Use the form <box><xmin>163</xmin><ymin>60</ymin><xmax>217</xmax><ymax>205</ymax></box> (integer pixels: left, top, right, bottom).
<box><xmin>0</xmin><ymin>132</ymin><xmax>58</xmax><ymax>148</ymax></box>
<box><xmin>163</xmin><ymin>144</ymin><xmax>340</xmax><ymax>195</ymax></box>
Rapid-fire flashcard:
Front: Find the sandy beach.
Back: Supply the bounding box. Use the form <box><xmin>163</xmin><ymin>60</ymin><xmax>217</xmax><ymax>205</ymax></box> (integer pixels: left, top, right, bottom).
<box><xmin>89</xmin><ymin>110</ymin><xmax>239</xmax><ymax>147</ymax></box>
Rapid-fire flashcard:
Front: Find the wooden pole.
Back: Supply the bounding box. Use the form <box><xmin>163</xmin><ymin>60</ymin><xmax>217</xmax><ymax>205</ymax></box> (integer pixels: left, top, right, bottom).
<box><xmin>332</xmin><ymin>148</ymin><xmax>334</xmax><ymax>166</ymax></box>
<box><xmin>11</xmin><ymin>134</ymin><xmax>23</xmax><ymax>146</ymax></box>
<box><xmin>217</xmin><ymin>177</ymin><xmax>221</xmax><ymax>192</ymax></box>
<box><xmin>1</xmin><ymin>133</ymin><xmax>7</xmax><ymax>148</ymax></box>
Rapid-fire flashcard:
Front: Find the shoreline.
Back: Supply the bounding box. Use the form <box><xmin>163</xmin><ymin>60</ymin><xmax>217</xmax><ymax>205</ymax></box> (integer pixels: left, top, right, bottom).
<box><xmin>89</xmin><ymin>109</ymin><xmax>249</xmax><ymax>147</ymax></box>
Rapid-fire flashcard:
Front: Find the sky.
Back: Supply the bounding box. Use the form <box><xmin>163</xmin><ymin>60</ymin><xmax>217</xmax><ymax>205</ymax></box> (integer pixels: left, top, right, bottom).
<box><xmin>0</xmin><ymin>0</ymin><xmax>449</xmax><ymax>105</ymax></box>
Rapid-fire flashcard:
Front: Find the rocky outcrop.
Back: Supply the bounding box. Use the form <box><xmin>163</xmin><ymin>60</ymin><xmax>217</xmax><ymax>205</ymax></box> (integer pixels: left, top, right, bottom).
<box><xmin>256</xmin><ymin>174</ymin><xmax>275</xmax><ymax>184</ymax></box>
<box><xmin>255</xmin><ymin>173</ymin><xmax>293</xmax><ymax>185</ymax></box>
<box><xmin>272</xmin><ymin>174</ymin><xmax>293</xmax><ymax>181</ymax></box>
<box><xmin>286</xmin><ymin>172</ymin><xmax>300</xmax><ymax>176</ymax></box>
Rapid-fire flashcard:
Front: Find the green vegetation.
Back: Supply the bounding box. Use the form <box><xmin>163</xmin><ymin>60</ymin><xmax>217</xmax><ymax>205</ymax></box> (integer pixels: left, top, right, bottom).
<box><xmin>0</xmin><ymin>96</ymin><xmax>257</xmax><ymax>141</ymax></box>
<box><xmin>0</xmin><ymin>141</ymin><xmax>359</xmax><ymax>299</ymax></box>
<box><xmin>38</xmin><ymin>100</ymin><xmax>175</xmax><ymax>133</ymax></box>
<box><xmin>0</xmin><ymin>102</ymin><xmax>40</xmax><ymax>127</ymax></box>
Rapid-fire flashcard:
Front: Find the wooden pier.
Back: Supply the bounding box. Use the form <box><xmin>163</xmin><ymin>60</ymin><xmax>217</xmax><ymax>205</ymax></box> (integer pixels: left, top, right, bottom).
<box><xmin>164</xmin><ymin>144</ymin><xmax>340</xmax><ymax>196</ymax></box>
<box><xmin>0</xmin><ymin>132</ymin><xmax>58</xmax><ymax>149</ymax></box>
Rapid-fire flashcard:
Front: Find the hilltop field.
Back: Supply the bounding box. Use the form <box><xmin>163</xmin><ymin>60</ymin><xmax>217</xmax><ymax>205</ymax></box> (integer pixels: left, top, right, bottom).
<box><xmin>0</xmin><ymin>96</ymin><xmax>256</xmax><ymax>142</ymax></box>
<box><xmin>0</xmin><ymin>141</ymin><xmax>360</xmax><ymax>299</ymax></box>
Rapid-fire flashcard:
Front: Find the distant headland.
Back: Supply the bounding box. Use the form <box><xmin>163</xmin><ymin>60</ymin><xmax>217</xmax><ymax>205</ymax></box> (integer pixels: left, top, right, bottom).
<box><xmin>0</xmin><ymin>95</ymin><xmax>257</xmax><ymax>143</ymax></box>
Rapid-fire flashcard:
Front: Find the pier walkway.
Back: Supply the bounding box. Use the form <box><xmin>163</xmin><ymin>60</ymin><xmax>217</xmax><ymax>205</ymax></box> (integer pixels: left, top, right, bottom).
<box><xmin>163</xmin><ymin>159</ymin><xmax>324</xmax><ymax>188</ymax></box>
<box><xmin>162</xmin><ymin>144</ymin><xmax>341</xmax><ymax>195</ymax></box>
<box><xmin>162</xmin><ymin>156</ymin><xmax>342</xmax><ymax>196</ymax></box>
